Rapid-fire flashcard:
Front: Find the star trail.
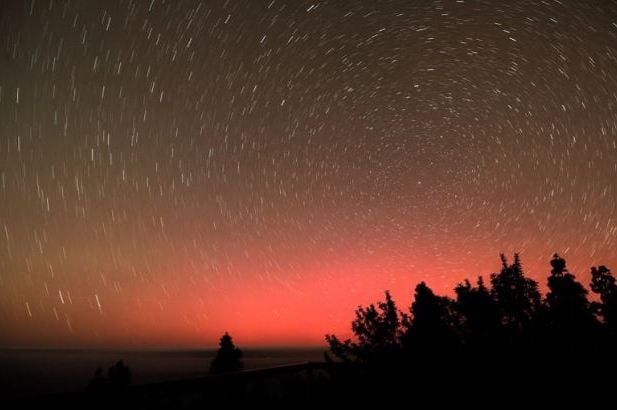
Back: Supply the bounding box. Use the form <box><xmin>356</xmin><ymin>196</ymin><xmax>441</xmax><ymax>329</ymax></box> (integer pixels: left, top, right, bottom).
<box><xmin>1</xmin><ymin>0</ymin><xmax>617</xmax><ymax>347</ymax></box>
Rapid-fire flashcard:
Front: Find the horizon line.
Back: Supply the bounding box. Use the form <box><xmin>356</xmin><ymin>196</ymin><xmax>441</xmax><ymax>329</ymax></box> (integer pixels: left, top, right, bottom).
<box><xmin>0</xmin><ymin>344</ymin><xmax>329</xmax><ymax>351</ymax></box>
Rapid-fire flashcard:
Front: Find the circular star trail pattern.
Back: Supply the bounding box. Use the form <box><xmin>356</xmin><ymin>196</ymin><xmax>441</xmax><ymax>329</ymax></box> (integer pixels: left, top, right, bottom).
<box><xmin>1</xmin><ymin>0</ymin><xmax>617</xmax><ymax>347</ymax></box>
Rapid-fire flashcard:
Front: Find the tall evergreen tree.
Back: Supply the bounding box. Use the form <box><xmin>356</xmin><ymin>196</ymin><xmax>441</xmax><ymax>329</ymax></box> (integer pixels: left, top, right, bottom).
<box><xmin>489</xmin><ymin>254</ymin><xmax>540</xmax><ymax>340</ymax></box>
<box><xmin>210</xmin><ymin>332</ymin><xmax>243</xmax><ymax>374</ymax></box>
<box><xmin>545</xmin><ymin>254</ymin><xmax>597</xmax><ymax>346</ymax></box>
<box><xmin>590</xmin><ymin>265</ymin><xmax>617</xmax><ymax>336</ymax></box>
<box><xmin>454</xmin><ymin>276</ymin><xmax>500</xmax><ymax>347</ymax></box>
<box><xmin>401</xmin><ymin>282</ymin><xmax>457</xmax><ymax>356</ymax></box>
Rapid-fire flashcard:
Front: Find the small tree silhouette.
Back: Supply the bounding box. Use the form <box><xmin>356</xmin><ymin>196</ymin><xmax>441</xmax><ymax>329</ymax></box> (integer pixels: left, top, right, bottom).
<box><xmin>107</xmin><ymin>361</ymin><xmax>131</xmax><ymax>388</ymax></box>
<box><xmin>87</xmin><ymin>365</ymin><xmax>107</xmax><ymax>390</ymax></box>
<box><xmin>210</xmin><ymin>332</ymin><xmax>243</xmax><ymax>374</ymax></box>
<box><xmin>326</xmin><ymin>291</ymin><xmax>402</xmax><ymax>364</ymax></box>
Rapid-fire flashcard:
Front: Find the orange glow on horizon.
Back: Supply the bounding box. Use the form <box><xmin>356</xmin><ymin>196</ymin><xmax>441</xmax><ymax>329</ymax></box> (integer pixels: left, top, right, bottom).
<box><xmin>2</xmin><ymin>243</ymin><xmax>613</xmax><ymax>349</ymax></box>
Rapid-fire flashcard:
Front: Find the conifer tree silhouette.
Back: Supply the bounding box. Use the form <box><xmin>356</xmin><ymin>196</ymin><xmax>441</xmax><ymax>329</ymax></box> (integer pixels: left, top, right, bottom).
<box><xmin>489</xmin><ymin>254</ymin><xmax>540</xmax><ymax>341</ymax></box>
<box><xmin>401</xmin><ymin>282</ymin><xmax>456</xmax><ymax>356</ymax></box>
<box><xmin>545</xmin><ymin>254</ymin><xmax>597</xmax><ymax>346</ymax></box>
<box><xmin>107</xmin><ymin>361</ymin><xmax>131</xmax><ymax>388</ymax></box>
<box><xmin>210</xmin><ymin>332</ymin><xmax>243</xmax><ymax>374</ymax></box>
<box><xmin>590</xmin><ymin>265</ymin><xmax>617</xmax><ymax>337</ymax></box>
<box><xmin>454</xmin><ymin>276</ymin><xmax>500</xmax><ymax>347</ymax></box>
<box><xmin>326</xmin><ymin>291</ymin><xmax>401</xmax><ymax>363</ymax></box>
<box><xmin>87</xmin><ymin>365</ymin><xmax>107</xmax><ymax>390</ymax></box>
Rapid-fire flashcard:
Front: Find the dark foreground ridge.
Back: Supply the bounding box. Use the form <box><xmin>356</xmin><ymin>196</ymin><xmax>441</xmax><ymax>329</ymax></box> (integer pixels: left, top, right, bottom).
<box><xmin>11</xmin><ymin>362</ymin><xmax>337</xmax><ymax>410</ymax></box>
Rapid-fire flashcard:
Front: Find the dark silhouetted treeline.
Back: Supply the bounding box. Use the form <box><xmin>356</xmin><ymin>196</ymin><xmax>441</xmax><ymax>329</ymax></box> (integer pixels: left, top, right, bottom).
<box><xmin>87</xmin><ymin>360</ymin><xmax>132</xmax><ymax>392</ymax></box>
<box><xmin>10</xmin><ymin>254</ymin><xmax>616</xmax><ymax>409</ymax></box>
<box><xmin>325</xmin><ymin>253</ymin><xmax>617</xmax><ymax>407</ymax></box>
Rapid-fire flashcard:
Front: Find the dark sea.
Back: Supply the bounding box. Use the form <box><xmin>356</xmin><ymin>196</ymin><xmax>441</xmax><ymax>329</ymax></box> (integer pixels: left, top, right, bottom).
<box><xmin>0</xmin><ymin>348</ymin><xmax>326</xmax><ymax>400</ymax></box>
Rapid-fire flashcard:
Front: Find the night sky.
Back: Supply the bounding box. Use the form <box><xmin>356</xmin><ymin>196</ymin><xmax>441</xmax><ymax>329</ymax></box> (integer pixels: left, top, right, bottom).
<box><xmin>1</xmin><ymin>0</ymin><xmax>617</xmax><ymax>347</ymax></box>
